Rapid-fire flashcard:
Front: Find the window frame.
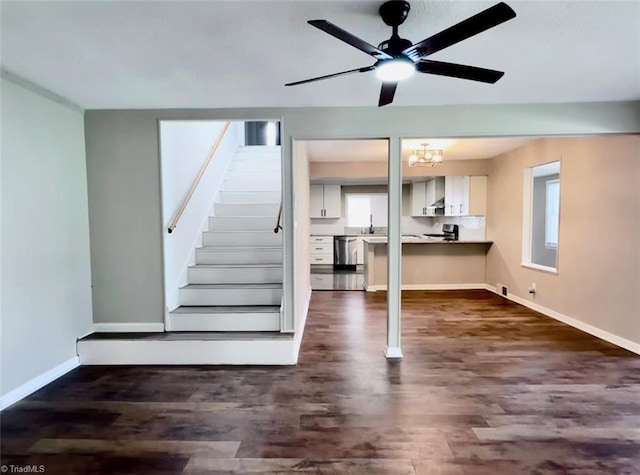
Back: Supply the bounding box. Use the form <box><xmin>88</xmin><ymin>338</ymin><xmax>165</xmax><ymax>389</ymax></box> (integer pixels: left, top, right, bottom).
<box><xmin>521</xmin><ymin>161</ymin><xmax>561</xmax><ymax>274</ymax></box>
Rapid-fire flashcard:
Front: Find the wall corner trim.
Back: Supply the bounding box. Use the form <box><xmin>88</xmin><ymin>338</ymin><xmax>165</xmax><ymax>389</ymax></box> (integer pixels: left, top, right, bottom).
<box><xmin>93</xmin><ymin>323</ymin><xmax>165</xmax><ymax>333</ymax></box>
<box><xmin>485</xmin><ymin>285</ymin><xmax>640</xmax><ymax>356</ymax></box>
<box><xmin>292</xmin><ymin>286</ymin><xmax>313</xmax><ymax>363</ymax></box>
<box><xmin>0</xmin><ymin>357</ymin><xmax>80</xmax><ymax>411</ymax></box>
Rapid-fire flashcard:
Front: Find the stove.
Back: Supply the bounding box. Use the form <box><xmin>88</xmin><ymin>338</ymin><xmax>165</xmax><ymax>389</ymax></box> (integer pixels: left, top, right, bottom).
<box><xmin>423</xmin><ymin>224</ymin><xmax>459</xmax><ymax>241</ymax></box>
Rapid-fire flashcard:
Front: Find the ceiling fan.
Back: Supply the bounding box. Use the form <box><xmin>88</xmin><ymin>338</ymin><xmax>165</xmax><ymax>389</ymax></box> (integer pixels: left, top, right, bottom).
<box><xmin>285</xmin><ymin>1</ymin><xmax>516</xmax><ymax>107</ymax></box>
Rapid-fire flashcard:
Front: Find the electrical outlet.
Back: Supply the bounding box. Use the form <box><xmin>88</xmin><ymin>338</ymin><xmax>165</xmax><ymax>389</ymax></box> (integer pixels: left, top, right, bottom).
<box><xmin>501</xmin><ymin>285</ymin><xmax>508</xmax><ymax>296</ymax></box>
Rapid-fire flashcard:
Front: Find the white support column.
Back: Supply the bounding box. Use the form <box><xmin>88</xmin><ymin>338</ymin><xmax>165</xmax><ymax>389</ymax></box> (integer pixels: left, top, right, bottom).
<box><xmin>281</xmin><ymin>132</ymin><xmax>294</xmax><ymax>332</ymax></box>
<box><xmin>385</xmin><ymin>136</ymin><xmax>403</xmax><ymax>359</ymax></box>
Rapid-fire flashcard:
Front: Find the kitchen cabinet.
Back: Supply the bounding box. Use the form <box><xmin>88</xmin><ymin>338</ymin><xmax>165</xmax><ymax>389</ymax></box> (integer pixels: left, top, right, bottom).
<box><xmin>445</xmin><ymin>176</ymin><xmax>468</xmax><ymax>216</ymax></box>
<box><xmin>310</xmin><ymin>185</ymin><xmax>341</xmax><ymax>218</ymax></box>
<box><xmin>310</xmin><ymin>235</ymin><xmax>333</xmax><ymax>264</ymax></box>
<box><xmin>445</xmin><ymin>176</ymin><xmax>487</xmax><ymax>216</ymax></box>
<box><xmin>356</xmin><ymin>237</ymin><xmax>364</xmax><ymax>265</ymax></box>
<box><xmin>411</xmin><ymin>178</ymin><xmax>444</xmax><ymax>216</ymax></box>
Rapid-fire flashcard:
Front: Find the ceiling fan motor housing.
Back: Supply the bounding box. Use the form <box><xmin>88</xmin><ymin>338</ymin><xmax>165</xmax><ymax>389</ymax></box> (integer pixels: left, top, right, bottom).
<box><xmin>378</xmin><ymin>37</ymin><xmax>413</xmax><ymax>57</ymax></box>
<box><xmin>379</xmin><ymin>0</ymin><xmax>411</xmax><ymax>27</ymax></box>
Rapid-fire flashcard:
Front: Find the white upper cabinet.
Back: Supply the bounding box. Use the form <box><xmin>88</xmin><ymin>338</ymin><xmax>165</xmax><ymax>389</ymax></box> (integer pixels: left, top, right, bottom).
<box><xmin>411</xmin><ymin>178</ymin><xmax>444</xmax><ymax>217</ymax></box>
<box><xmin>410</xmin><ymin>181</ymin><xmax>427</xmax><ymax>216</ymax></box>
<box><xmin>445</xmin><ymin>176</ymin><xmax>486</xmax><ymax>216</ymax></box>
<box><xmin>310</xmin><ymin>184</ymin><xmax>341</xmax><ymax>218</ymax></box>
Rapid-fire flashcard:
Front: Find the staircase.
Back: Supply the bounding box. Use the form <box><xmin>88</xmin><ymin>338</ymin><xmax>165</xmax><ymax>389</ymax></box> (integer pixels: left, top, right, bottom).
<box><xmin>168</xmin><ymin>146</ymin><xmax>283</xmax><ymax>332</ymax></box>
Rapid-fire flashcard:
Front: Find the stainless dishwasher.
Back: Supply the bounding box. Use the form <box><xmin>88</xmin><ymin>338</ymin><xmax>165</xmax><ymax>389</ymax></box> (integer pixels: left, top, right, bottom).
<box><xmin>333</xmin><ymin>235</ymin><xmax>357</xmax><ymax>269</ymax></box>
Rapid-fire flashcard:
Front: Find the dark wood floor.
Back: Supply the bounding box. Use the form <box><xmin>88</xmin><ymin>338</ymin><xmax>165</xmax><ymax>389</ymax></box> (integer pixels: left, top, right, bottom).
<box><xmin>2</xmin><ymin>290</ymin><xmax>639</xmax><ymax>474</ymax></box>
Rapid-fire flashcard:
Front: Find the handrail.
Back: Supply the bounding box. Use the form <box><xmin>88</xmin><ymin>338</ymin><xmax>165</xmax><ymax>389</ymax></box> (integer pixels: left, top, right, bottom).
<box><xmin>167</xmin><ymin>122</ymin><xmax>231</xmax><ymax>233</ymax></box>
<box><xmin>274</xmin><ymin>201</ymin><xmax>283</xmax><ymax>233</ymax></box>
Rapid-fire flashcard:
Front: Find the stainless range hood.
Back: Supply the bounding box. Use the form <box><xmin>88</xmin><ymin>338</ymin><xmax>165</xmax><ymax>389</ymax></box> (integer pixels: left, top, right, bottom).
<box><xmin>430</xmin><ymin>196</ymin><xmax>445</xmax><ymax>208</ymax></box>
<box><xmin>428</xmin><ymin>177</ymin><xmax>446</xmax><ymax>210</ymax></box>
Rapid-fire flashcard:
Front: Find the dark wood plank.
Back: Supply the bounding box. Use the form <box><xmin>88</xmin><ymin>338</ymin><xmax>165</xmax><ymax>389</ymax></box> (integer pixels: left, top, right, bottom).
<box><xmin>2</xmin><ymin>290</ymin><xmax>639</xmax><ymax>474</ymax></box>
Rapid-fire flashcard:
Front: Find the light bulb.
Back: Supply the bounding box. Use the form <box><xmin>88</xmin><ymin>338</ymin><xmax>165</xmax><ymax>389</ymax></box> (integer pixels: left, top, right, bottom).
<box><xmin>375</xmin><ymin>58</ymin><xmax>415</xmax><ymax>82</ymax></box>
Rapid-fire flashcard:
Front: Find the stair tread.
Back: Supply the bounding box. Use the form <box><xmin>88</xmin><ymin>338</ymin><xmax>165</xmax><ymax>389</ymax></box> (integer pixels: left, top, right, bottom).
<box><xmin>171</xmin><ymin>305</ymin><xmax>280</xmax><ymax>314</ymax></box>
<box><xmin>182</xmin><ymin>283</ymin><xmax>282</xmax><ymax>289</ymax></box>
<box><xmin>190</xmin><ymin>264</ymin><xmax>282</xmax><ymax>268</ymax></box>
<box><xmin>197</xmin><ymin>246</ymin><xmax>282</xmax><ymax>251</ymax></box>
<box><xmin>204</xmin><ymin>230</ymin><xmax>278</xmax><ymax>234</ymax></box>
<box><xmin>81</xmin><ymin>331</ymin><xmax>291</xmax><ymax>341</ymax></box>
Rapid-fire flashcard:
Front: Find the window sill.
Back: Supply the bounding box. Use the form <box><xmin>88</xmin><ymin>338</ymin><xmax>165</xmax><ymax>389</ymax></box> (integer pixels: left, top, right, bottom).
<box><xmin>521</xmin><ymin>262</ymin><xmax>558</xmax><ymax>275</ymax></box>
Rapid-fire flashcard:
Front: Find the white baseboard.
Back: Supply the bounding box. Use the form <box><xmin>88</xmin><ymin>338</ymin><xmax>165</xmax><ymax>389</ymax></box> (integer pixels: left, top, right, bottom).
<box><xmin>385</xmin><ymin>346</ymin><xmax>403</xmax><ymax>359</ymax></box>
<box><xmin>366</xmin><ymin>283</ymin><xmax>487</xmax><ymax>292</ymax></box>
<box><xmin>485</xmin><ymin>285</ymin><xmax>640</xmax><ymax>356</ymax></box>
<box><xmin>93</xmin><ymin>323</ymin><xmax>165</xmax><ymax>333</ymax></box>
<box><xmin>1</xmin><ymin>356</ymin><xmax>79</xmax><ymax>411</ymax></box>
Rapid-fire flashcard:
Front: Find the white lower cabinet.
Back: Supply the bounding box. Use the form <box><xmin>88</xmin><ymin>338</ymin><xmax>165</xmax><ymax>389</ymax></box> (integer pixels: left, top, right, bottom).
<box><xmin>310</xmin><ymin>235</ymin><xmax>333</xmax><ymax>264</ymax></box>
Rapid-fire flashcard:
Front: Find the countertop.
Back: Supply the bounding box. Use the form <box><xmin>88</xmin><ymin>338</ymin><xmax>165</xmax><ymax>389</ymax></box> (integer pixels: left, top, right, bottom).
<box><xmin>362</xmin><ymin>236</ymin><xmax>493</xmax><ymax>244</ymax></box>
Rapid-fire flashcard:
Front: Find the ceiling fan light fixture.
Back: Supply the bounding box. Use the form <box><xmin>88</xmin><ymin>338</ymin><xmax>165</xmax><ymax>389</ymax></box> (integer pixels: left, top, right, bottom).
<box><xmin>375</xmin><ymin>58</ymin><xmax>415</xmax><ymax>82</ymax></box>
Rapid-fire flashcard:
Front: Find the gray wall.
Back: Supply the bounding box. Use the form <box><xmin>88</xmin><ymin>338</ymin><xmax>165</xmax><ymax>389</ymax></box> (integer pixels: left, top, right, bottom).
<box><xmin>83</xmin><ymin>102</ymin><xmax>640</xmax><ymax>330</ymax></box>
<box><xmin>1</xmin><ymin>77</ymin><xmax>93</xmax><ymax>399</ymax></box>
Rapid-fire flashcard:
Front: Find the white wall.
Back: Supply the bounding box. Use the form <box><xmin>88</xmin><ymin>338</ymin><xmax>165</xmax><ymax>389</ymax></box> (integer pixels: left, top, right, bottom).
<box><xmin>293</xmin><ymin>141</ymin><xmax>311</xmax><ymax>331</ymax></box>
<box><xmin>1</xmin><ymin>78</ymin><xmax>93</xmax><ymax>401</ymax></box>
<box><xmin>160</xmin><ymin>121</ymin><xmax>239</xmax><ymax>311</ymax></box>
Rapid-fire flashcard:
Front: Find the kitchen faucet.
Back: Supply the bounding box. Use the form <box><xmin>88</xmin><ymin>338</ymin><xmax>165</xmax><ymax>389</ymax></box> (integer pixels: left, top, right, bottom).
<box><xmin>369</xmin><ymin>214</ymin><xmax>374</xmax><ymax>234</ymax></box>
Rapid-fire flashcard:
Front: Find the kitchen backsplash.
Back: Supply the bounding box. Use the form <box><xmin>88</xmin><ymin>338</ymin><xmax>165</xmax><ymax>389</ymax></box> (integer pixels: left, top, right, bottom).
<box><xmin>310</xmin><ymin>216</ymin><xmax>486</xmax><ymax>240</ymax></box>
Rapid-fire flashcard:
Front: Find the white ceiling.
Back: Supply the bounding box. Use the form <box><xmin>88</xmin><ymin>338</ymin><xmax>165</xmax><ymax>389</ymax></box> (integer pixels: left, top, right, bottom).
<box><xmin>305</xmin><ymin>137</ymin><xmax>533</xmax><ymax>161</ymax></box>
<box><xmin>2</xmin><ymin>1</ymin><xmax>639</xmax><ymax>109</ymax></box>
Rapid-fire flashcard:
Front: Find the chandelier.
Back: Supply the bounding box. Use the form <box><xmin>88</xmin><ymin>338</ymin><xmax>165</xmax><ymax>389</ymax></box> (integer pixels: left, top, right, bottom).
<box><xmin>408</xmin><ymin>143</ymin><xmax>444</xmax><ymax>167</ymax></box>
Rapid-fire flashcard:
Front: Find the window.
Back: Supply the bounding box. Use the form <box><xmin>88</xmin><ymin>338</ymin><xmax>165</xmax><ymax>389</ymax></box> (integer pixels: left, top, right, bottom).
<box><xmin>346</xmin><ymin>193</ymin><xmax>388</xmax><ymax>227</ymax></box>
<box><xmin>545</xmin><ymin>179</ymin><xmax>560</xmax><ymax>248</ymax></box>
<box><xmin>522</xmin><ymin>161</ymin><xmax>560</xmax><ymax>273</ymax></box>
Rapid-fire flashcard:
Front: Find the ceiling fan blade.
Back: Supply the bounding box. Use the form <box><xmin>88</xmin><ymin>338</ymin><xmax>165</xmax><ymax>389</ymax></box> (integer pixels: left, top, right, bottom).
<box><xmin>417</xmin><ymin>60</ymin><xmax>504</xmax><ymax>83</ymax></box>
<box><xmin>285</xmin><ymin>66</ymin><xmax>375</xmax><ymax>87</ymax></box>
<box><xmin>308</xmin><ymin>20</ymin><xmax>392</xmax><ymax>60</ymax></box>
<box><xmin>403</xmin><ymin>2</ymin><xmax>516</xmax><ymax>61</ymax></box>
<box><xmin>378</xmin><ymin>82</ymin><xmax>398</xmax><ymax>107</ymax></box>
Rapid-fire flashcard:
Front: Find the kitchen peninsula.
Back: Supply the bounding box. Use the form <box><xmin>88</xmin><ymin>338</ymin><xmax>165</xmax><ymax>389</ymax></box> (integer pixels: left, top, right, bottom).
<box><xmin>362</xmin><ymin>236</ymin><xmax>493</xmax><ymax>291</ymax></box>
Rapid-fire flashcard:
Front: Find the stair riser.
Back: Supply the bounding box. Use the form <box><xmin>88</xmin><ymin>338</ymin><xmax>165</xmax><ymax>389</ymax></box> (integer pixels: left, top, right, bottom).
<box><xmin>168</xmin><ymin>312</ymin><xmax>280</xmax><ymax>332</ymax></box>
<box><xmin>228</xmin><ymin>160</ymin><xmax>281</xmax><ymax>172</ymax></box>
<box><xmin>203</xmin><ymin>232</ymin><xmax>281</xmax><ymax>247</ymax></box>
<box><xmin>214</xmin><ymin>203</ymin><xmax>279</xmax><ymax>217</ymax></box>
<box><xmin>218</xmin><ymin>192</ymin><xmax>281</xmax><ymax>204</ymax></box>
<box><xmin>225</xmin><ymin>169</ymin><xmax>281</xmax><ymax>181</ymax></box>
<box><xmin>188</xmin><ymin>267</ymin><xmax>283</xmax><ymax>284</ymax></box>
<box><xmin>196</xmin><ymin>249</ymin><xmax>282</xmax><ymax>265</ymax></box>
<box><xmin>208</xmin><ymin>216</ymin><xmax>275</xmax><ymax>231</ymax></box>
<box><xmin>237</xmin><ymin>146</ymin><xmax>281</xmax><ymax>156</ymax></box>
<box><xmin>179</xmin><ymin>288</ymin><xmax>282</xmax><ymax>306</ymax></box>
<box><xmin>224</xmin><ymin>179</ymin><xmax>281</xmax><ymax>192</ymax></box>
